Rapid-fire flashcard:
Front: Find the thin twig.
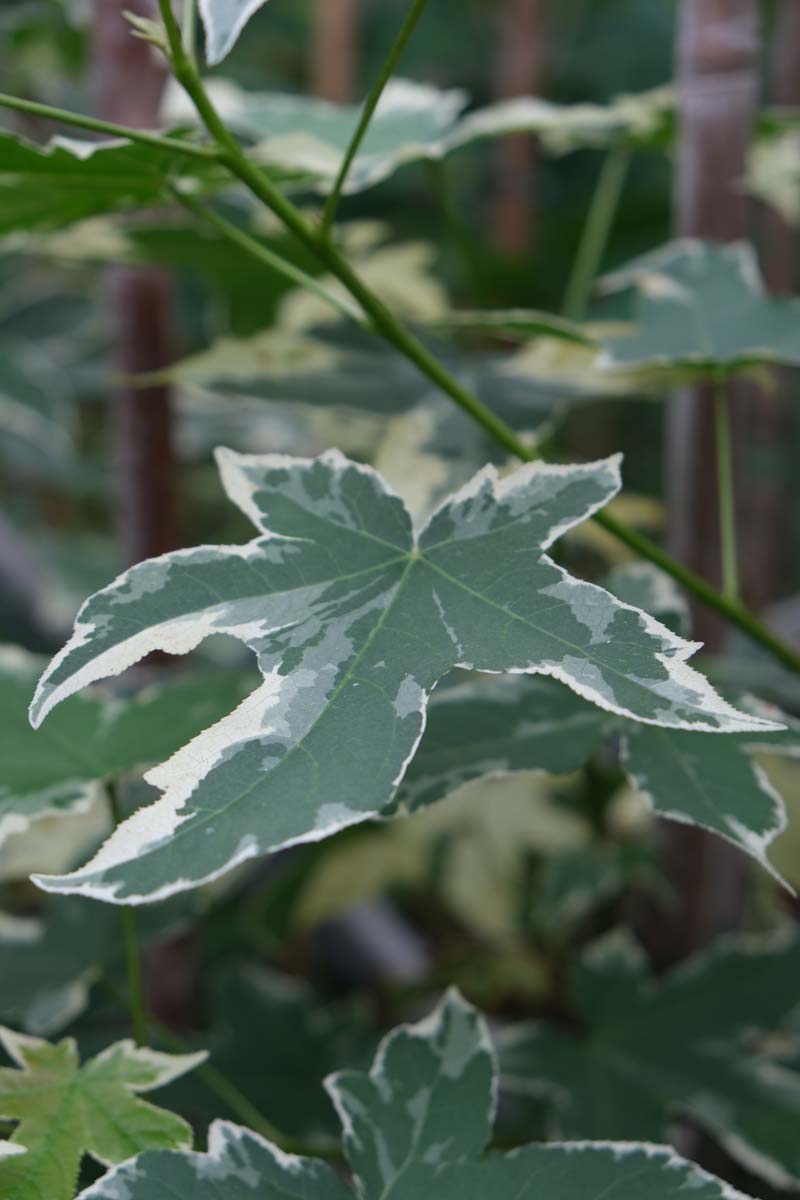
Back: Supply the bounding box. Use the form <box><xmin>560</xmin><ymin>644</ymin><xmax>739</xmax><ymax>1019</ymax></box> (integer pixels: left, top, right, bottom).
<box><xmin>0</xmin><ymin>91</ymin><xmax>218</xmax><ymax>160</ymax></box>
<box><xmin>105</xmin><ymin>780</ymin><xmax>149</xmax><ymax>1047</ymax></box>
<box><xmin>562</xmin><ymin>143</ymin><xmax>631</xmax><ymax>321</ymax></box>
<box><xmin>713</xmin><ymin>374</ymin><xmax>740</xmax><ymax>602</ymax></box>
<box><xmin>319</xmin><ymin>0</ymin><xmax>432</xmax><ymax>238</ymax></box>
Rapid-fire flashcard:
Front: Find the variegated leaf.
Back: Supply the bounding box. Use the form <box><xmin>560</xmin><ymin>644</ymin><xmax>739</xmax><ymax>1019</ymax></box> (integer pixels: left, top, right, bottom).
<box><xmin>598</xmin><ymin>240</ymin><xmax>800</xmax><ymax>376</ymax></box>
<box><xmin>0</xmin><ymin>132</ymin><xmax>220</xmax><ymax>235</ymax></box>
<box><xmin>385</xmin><ymin>665</ymin><xmax>797</xmax><ymax>881</ymax></box>
<box><xmin>0</xmin><ymin>1028</ymin><xmax>205</xmax><ymax>1200</ymax></box>
<box><xmin>499</xmin><ymin>929</ymin><xmax>800</xmax><ymax>1190</ymax></box>
<box><xmin>199</xmin><ymin>0</ymin><xmax>273</xmax><ymax>64</ymax></box>
<box><xmin>0</xmin><ymin>644</ymin><xmax>248</xmax><ymax>851</ymax></box>
<box><xmin>391</xmin><ymin>675</ymin><xmax>613</xmax><ymax>816</ymax></box>
<box><xmin>165</xmin><ymin>79</ymin><xmax>674</xmax><ymax>190</ymax></box>
<box><xmin>29</xmin><ymin>450</ymin><xmax>774</xmax><ymax>906</ymax></box>
<box><xmin>79</xmin><ymin>992</ymin><xmax>755</xmax><ymax>1200</ymax></box>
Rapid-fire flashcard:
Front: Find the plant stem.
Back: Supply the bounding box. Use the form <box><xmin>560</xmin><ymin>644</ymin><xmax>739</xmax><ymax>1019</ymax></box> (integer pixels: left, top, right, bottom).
<box><xmin>0</xmin><ymin>91</ymin><xmax>218</xmax><ymax>160</ymax></box>
<box><xmin>105</xmin><ymin>781</ymin><xmax>148</xmax><ymax>1047</ymax></box>
<box><xmin>182</xmin><ymin>0</ymin><xmax>198</xmax><ymax>66</ymax></box>
<box><xmin>562</xmin><ymin>143</ymin><xmax>631</xmax><ymax>321</ymax></box>
<box><xmin>15</xmin><ymin>34</ymin><xmax>797</xmax><ymax>674</ymax></box>
<box><xmin>154</xmin><ymin>11</ymin><xmax>800</xmax><ymax>674</ymax></box>
<box><xmin>713</xmin><ymin>374</ymin><xmax>740</xmax><ymax>603</ymax></box>
<box><xmin>170</xmin><ymin>187</ymin><xmax>365</xmax><ymax>324</ymax></box>
<box><xmin>318</xmin><ymin>0</ymin><xmax>431</xmax><ymax>238</ymax></box>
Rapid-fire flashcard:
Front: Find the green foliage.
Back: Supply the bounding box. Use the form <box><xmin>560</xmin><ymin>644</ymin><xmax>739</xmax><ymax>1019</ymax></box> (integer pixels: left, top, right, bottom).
<box><xmin>0</xmin><ymin>2</ymin><xmax>799</xmax><ymax>1197</ymax></box>
<box><xmin>0</xmin><ymin>1027</ymin><xmax>204</xmax><ymax>1200</ymax></box>
<box><xmin>500</xmin><ymin>929</ymin><xmax>800</xmax><ymax>1189</ymax></box>
<box><xmin>598</xmin><ymin>240</ymin><xmax>800</xmax><ymax>377</ymax></box>
<box><xmin>29</xmin><ymin>450</ymin><xmax>773</xmax><ymax>906</ymax></box>
<box><xmin>79</xmin><ymin>993</ymin><xmax>754</xmax><ymax>1200</ymax></box>
<box><xmin>0</xmin><ymin>645</ymin><xmax>249</xmax><ymax>849</ymax></box>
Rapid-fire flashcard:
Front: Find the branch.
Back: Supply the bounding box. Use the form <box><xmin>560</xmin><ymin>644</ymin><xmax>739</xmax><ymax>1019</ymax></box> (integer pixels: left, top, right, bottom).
<box><xmin>318</xmin><ymin>0</ymin><xmax>431</xmax><ymax>237</ymax></box>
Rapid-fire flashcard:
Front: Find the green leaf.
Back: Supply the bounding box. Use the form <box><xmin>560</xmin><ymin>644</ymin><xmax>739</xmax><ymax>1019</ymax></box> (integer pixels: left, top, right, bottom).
<box><xmin>0</xmin><ymin>645</ymin><xmax>249</xmax><ymax>850</ymax></box>
<box><xmin>382</xmin><ymin>648</ymin><xmax>798</xmax><ymax>881</ymax></box>
<box><xmin>597</xmin><ymin>240</ymin><xmax>800</xmax><ymax>376</ymax></box>
<box><xmin>79</xmin><ymin>992</ymin><xmax>756</xmax><ymax>1200</ymax></box>
<box><xmin>165</xmin><ymin>79</ymin><xmax>674</xmax><ymax>191</ymax></box>
<box><xmin>29</xmin><ymin>450</ymin><xmax>773</xmax><ymax>905</ymax></box>
<box><xmin>0</xmin><ymin>131</ymin><xmax>218</xmax><ymax>235</ymax></box>
<box><xmin>499</xmin><ymin>929</ymin><xmax>800</xmax><ymax>1189</ymax></box>
<box><xmin>620</xmin><ymin>715</ymin><xmax>798</xmax><ymax>885</ymax></box>
<box><xmin>0</xmin><ymin>1027</ymin><xmax>204</xmax><ymax>1200</ymax></box>
<box><xmin>0</xmin><ymin>891</ymin><xmax>194</xmax><ymax>1035</ymax></box>
<box><xmin>392</xmin><ymin>675</ymin><xmax>614</xmax><ymax>816</ymax></box>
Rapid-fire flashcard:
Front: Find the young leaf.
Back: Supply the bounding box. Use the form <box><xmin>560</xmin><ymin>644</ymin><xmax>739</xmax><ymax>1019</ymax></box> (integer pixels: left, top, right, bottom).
<box><xmin>78</xmin><ymin>992</ymin><xmax>755</xmax><ymax>1200</ymax></box>
<box><xmin>29</xmin><ymin>450</ymin><xmax>773</xmax><ymax>905</ymax></box>
<box><xmin>0</xmin><ymin>645</ymin><xmax>249</xmax><ymax>850</ymax></box>
<box><xmin>199</xmin><ymin>0</ymin><xmax>273</xmax><ymax>65</ymax></box>
<box><xmin>0</xmin><ymin>132</ymin><xmax>219</xmax><ymax>235</ymax></box>
<box><xmin>0</xmin><ymin>1028</ymin><xmax>205</xmax><ymax>1200</ymax></box>
<box><xmin>500</xmin><ymin>929</ymin><xmax>800</xmax><ymax>1189</ymax></box>
<box><xmin>597</xmin><ymin>240</ymin><xmax>800</xmax><ymax>376</ymax></box>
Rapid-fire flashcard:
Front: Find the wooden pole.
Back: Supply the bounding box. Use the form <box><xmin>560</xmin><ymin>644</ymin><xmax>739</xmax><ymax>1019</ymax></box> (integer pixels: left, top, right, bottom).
<box><xmin>93</xmin><ymin>0</ymin><xmax>180</xmax><ymax>567</ymax></box>
<box><xmin>489</xmin><ymin>0</ymin><xmax>548</xmax><ymax>253</ymax></box>
<box><xmin>657</xmin><ymin>0</ymin><xmax>761</xmax><ymax>962</ymax></box>
<box><xmin>310</xmin><ymin>0</ymin><xmax>360</xmax><ymax>102</ymax></box>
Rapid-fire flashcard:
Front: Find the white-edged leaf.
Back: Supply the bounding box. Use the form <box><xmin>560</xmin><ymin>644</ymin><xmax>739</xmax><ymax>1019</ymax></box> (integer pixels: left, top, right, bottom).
<box><xmin>199</xmin><ymin>0</ymin><xmax>273</xmax><ymax>65</ymax></box>
<box><xmin>164</xmin><ymin>80</ymin><xmax>674</xmax><ymax>192</ymax></box>
<box><xmin>0</xmin><ymin>644</ymin><xmax>249</xmax><ymax>851</ymax></box>
<box><xmin>597</xmin><ymin>240</ymin><xmax>800</xmax><ymax>375</ymax></box>
<box><xmin>28</xmin><ymin>450</ymin><xmax>775</xmax><ymax>906</ymax></box>
<box><xmin>0</xmin><ymin>131</ymin><xmax>219</xmax><ymax>235</ymax></box>
<box><xmin>391</xmin><ymin>675</ymin><xmax>614</xmax><ymax>816</ymax></box>
<box><xmin>0</xmin><ymin>1029</ymin><xmax>205</xmax><ymax>1200</ymax></box>
<box><xmin>79</xmin><ymin>992</ymin><xmax>756</xmax><ymax>1200</ymax></box>
<box><xmin>746</xmin><ymin>126</ymin><xmax>800</xmax><ymax>227</ymax></box>
<box><xmin>499</xmin><ymin>929</ymin><xmax>800</xmax><ymax>1189</ymax></box>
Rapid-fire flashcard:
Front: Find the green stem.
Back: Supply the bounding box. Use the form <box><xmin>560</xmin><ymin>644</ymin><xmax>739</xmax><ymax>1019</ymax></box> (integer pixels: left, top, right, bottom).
<box><xmin>150</xmin><ymin>1011</ymin><xmax>339</xmax><ymax>1158</ymax></box>
<box><xmin>562</xmin><ymin>144</ymin><xmax>631</xmax><ymax>321</ymax></box>
<box><xmin>106</xmin><ymin>781</ymin><xmax>148</xmax><ymax>1047</ymax></box>
<box><xmin>319</xmin><ymin>0</ymin><xmax>432</xmax><ymax>238</ymax></box>
<box><xmin>713</xmin><ymin>374</ymin><xmax>740</xmax><ymax>603</ymax></box>
<box><xmin>170</xmin><ymin>187</ymin><xmax>365</xmax><ymax>324</ymax></box>
<box><xmin>0</xmin><ymin>91</ymin><xmax>218</xmax><ymax>160</ymax></box>
<box><xmin>182</xmin><ymin>0</ymin><xmax>198</xmax><ymax>65</ymax></box>
<box><xmin>26</xmin><ymin>29</ymin><xmax>799</xmax><ymax>675</ymax></box>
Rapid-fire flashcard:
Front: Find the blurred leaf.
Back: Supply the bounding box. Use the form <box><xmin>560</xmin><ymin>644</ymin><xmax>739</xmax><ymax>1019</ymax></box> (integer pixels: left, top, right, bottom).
<box><xmin>81</xmin><ymin>991</ymin><xmax>760</xmax><ymax>1200</ymax></box>
<box><xmin>0</xmin><ymin>644</ymin><xmax>250</xmax><ymax>851</ymax></box>
<box><xmin>500</xmin><ymin>928</ymin><xmax>800</xmax><ymax>1189</ymax></box>
<box><xmin>598</xmin><ymin>240</ymin><xmax>800</xmax><ymax>376</ymax></box>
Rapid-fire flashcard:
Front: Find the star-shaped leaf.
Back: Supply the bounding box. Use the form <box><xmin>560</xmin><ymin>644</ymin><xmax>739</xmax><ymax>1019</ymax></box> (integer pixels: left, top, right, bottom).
<box><xmin>28</xmin><ymin>450</ymin><xmax>773</xmax><ymax>906</ymax></box>
<box><xmin>499</xmin><ymin>929</ymin><xmax>800</xmax><ymax>1189</ymax></box>
<box><xmin>0</xmin><ymin>131</ymin><xmax>220</xmax><ymax>236</ymax></box>
<box><xmin>78</xmin><ymin>992</ymin><xmax>756</xmax><ymax>1200</ymax></box>
<box><xmin>0</xmin><ymin>1027</ymin><xmax>205</xmax><ymax>1200</ymax></box>
<box><xmin>597</xmin><ymin>240</ymin><xmax>800</xmax><ymax>377</ymax></box>
<box><xmin>0</xmin><ymin>645</ymin><xmax>249</xmax><ymax>851</ymax></box>
<box><xmin>390</xmin><ymin>562</ymin><xmax>798</xmax><ymax>881</ymax></box>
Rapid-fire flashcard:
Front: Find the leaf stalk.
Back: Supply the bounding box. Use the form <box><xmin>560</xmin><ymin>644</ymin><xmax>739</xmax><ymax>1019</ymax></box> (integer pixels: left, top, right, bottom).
<box><xmin>106</xmin><ymin>780</ymin><xmax>149</xmax><ymax>1047</ymax></box>
<box><xmin>318</xmin><ymin>0</ymin><xmax>432</xmax><ymax>238</ymax></box>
